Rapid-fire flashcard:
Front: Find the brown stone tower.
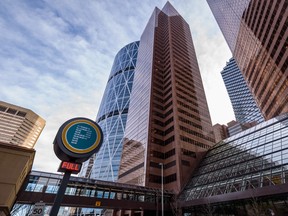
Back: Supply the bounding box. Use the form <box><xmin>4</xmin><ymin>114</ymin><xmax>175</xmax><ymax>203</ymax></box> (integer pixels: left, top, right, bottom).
<box><xmin>118</xmin><ymin>2</ymin><xmax>215</xmax><ymax>193</ymax></box>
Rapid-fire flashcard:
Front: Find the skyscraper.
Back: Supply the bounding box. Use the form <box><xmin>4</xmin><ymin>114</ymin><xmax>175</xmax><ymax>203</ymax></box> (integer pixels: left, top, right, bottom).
<box><xmin>0</xmin><ymin>101</ymin><xmax>45</xmax><ymax>215</ymax></box>
<box><xmin>207</xmin><ymin>0</ymin><xmax>288</xmax><ymax>120</ymax></box>
<box><xmin>80</xmin><ymin>42</ymin><xmax>139</xmax><ymax>181</ymax></box>
<box><xmin>117</xmin><ymin>2</ymin><xmax>215</xmax><ymax>193</ymax></box>
<box><xmin>221</xmin><ymin>58</ymin><xmax>264</xmax><ymax>124</ymax></box>
<box><xmin>0</xmin><ymin>101</ymin><xmax>45</xmax><ymax>149</ymax></box>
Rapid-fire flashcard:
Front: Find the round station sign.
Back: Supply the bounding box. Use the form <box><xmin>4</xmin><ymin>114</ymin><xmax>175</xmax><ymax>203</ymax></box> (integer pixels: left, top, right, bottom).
<box><xmin>54</xmin><ymin>117</ymin><xmax>103</xmax><ymax>162</ymax></box>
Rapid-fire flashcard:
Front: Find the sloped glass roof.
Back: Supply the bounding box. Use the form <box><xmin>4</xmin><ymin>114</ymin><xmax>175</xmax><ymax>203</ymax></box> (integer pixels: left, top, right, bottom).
<box><xmin>179</xmin><ymin>113</ymin><xmax>288</xmax><ymax>201</ymax></box>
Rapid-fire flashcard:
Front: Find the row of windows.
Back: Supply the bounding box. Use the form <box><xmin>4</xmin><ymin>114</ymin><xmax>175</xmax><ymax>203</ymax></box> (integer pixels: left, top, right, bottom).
<box><xmin>151</xmin><ymin>148</ymin><xmax>176</xmax><ymax>159</ymax></box>
<box><xmin>153</xmin><ymin>117</ymin><xmax>174</xmax><ymax>127</ymax></box>
<box><xmin>151</xmin><ymin>135</ymin><xmax>175</xmax><ymax>146</ymax></box>
<box><xmin>108</xmin><ymin>66</ymin><xmax>135</xmax><ymax>82</ymax></box>
<box><xmin>182</xmin><ymin>148</ymin><xmax>196</xmax><ymax>158</ymax></box>
<box><xmin>149</xmin><ymin>173</ymin><xmax>177</xmax><ymax>184</ymax></box>
<box><xmin>178</xmin><ymin>116</ymin><xmax>202</xmax><ymax>130</ymax></box>
<box><xmin>175</xmin><ymin>73</ymin><xmax>195</xmax><ymax>92</ymax></box>
<box><xmin>182</xmin><ymin>170</ymin><xmax>287</xmax><ymax>200</ymax></box>
<box><xmin>153</xmin><ymin>93</ymin><xmax>172</xmax><ymax>106</ymax></box>
<box><xmin>0</xmin><ymin>106</ymin><xmax>27</xmax><ymax>117</ymax></box>
<box><xmin>152</xmin><ymin>126</ymin><xmax>174</xmax><ymax>136</ymax></box>
<box><xmin>118</xmin><ymin>162</ymin><xmax>144</xmax><ymax>179</ymax></box>
<box><xmin>177</xmin><ymin>94</ymin><xmax>198</xmax><ymax>109</ymax></box>
<box><xmin>177</xmin><ymin>100</ymin><xmax>199</xmax><ymax>115</ymax></box>
<box><xmin>176</xmin><ymin>86</ymin><xmax>198</xmax><ymax>105</ymax></box>
<box><xmin>178</xmin><ymin>108</ymin><xmax>201</xmax><ymax>122</ymax></box>
<box><xmin>180</xmin><ymin>125</ymin><xmax>214</xmax><ymax>142</ymax></box>
<box><xmin>153</xmin><ymin>111</ymin><xmax>164</xmax><ymax>119</ymax></box>
<box><xmin>97</xmin><ymin>108</ymin><xmax>128</xmax><ymax>123</ymax></box>
<box><xmin>180</xmin><ymin>135</ymin><xmax>211</xmax><ymax>149</ymax></box>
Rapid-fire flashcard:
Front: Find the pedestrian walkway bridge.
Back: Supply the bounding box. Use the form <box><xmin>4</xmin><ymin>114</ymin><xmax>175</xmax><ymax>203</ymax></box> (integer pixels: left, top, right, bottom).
<box><xmin>12</xmin><ymin>171</ymin><xmax>175</xmax><ymax>215</ymax></box>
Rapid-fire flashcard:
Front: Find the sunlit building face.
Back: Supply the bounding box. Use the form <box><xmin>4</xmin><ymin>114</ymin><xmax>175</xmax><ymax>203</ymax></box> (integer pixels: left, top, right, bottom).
<box><xmin>117</xmin><ymin>2</ymin><xmax>215</xmax><ymax>193</ymax></box>
<box><xmin>0</xmin><ymin>101</ymin><xmax>45</xmax><ymax>149</ymax></box>
<box><xmin>207</xmin><ymin>0</ymin><xmax>288</xmax><ymax>120</ymax></box>
<box><xmin>79</xmin><ymin>41</ymin><xmax>139</xmax><ymax>181</ymax></box>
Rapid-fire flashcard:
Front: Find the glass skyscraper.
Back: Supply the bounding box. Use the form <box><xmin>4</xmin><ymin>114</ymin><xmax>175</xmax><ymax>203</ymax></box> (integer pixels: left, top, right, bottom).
<box><xmin>80</xmin><ymin>41</ymin><xmax>139</xmax><ymax>181</ymax></box>
<box><xmin>207</xmin><ymin>0</ymin><xmax>288</xmax><ymax>120</ymax></box>
<box><xmin>221</xmin><ymin>58</ymin><xmax>264</xmax><ymax>124</ymax></box>
<box><xmin>117</xmin><ymin>2</ymin><xmax>215</xmax><ymax>193</ymax></box>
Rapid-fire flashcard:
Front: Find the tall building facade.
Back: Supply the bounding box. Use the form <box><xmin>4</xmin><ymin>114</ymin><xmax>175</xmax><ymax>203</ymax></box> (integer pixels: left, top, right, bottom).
<box><xmin>212</xmin><ymin>123</ymin><xmax>228</xmax><ymax>143</ymax></box>
<box><xmin>207</xmin><ymin>0</ymin><xmax>288</xmax><ymax>120</ymax></box>
<box><xmin>117</xmin><ymin>2</ymin><xmax>215</xmax><ymax>193</ymax></box>
<box><xmin>0</xmin><ymin>101</ymin><xmax>45</xmax><ymax>149</ymax></box>
<box><xmin>80</xmin><ymin>42</ymin><xmax>139</xmax><ymax>181</ymax></box>
<box><xmin>226</xmin><ymin>119</ymin><xmax>257</xmax><ymax>137</ymax></box>
<box><xmin>221</xmin><ymin>58</ymin><xmax>264</xmax><ymax>124</ymax></box>
<box><xmin>0</xmin><ymin>101</ymin><xmax>45</xmax><ymax>215</ymax></box>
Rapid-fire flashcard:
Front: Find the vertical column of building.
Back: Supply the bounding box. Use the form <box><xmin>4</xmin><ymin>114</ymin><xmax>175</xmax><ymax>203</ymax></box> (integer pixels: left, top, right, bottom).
<box><xmin>221</xmin><ymin>58</ymin><xmax>264</xmax><ymax>124</ymax></box>
<box><xmin>167</xmin><ymin>7</ymin><xmax>215</xmax><ymax>192</ymax></box>
<box><xmin>207</xmin><ymin>0</ymin><xmax>288</xmax><ymax>120</ymax></box>
<box><xmin>118</xmin><ymin>2</ymin><xmax>215</xmax><ymax>193</ymax></box>
<box><xmin>147</xmin><ymin>9</ymin><xmax>177</xmax><ymax>189</ymax></box>
<box><xmin>79</xmin><ymin>41</ymin><xmax>139</xmax><ymax>181</ymax></box>
<box><xmin>235</xmin><ymin>0</ymin><xmax>288</xmax><ymax>119</ymax></box>
<box><xmin>117</xmin><ymin>9</ymin><xmax>160</xmax><ymax>186</ymax></box>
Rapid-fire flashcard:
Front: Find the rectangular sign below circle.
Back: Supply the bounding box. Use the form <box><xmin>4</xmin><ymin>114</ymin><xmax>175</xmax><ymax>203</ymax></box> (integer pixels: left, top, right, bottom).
<box><xmin>30</xmin><ymin>202</ymin><xmax>45</xmax><ymax>216</ymax></box>
<box><xmin>58</xmin><ymin>161</ymin><xmax>82</xmax><ymax>174</ymax></box>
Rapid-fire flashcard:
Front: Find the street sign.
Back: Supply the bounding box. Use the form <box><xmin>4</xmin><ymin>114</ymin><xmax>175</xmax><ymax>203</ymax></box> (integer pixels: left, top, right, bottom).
<box><xmin>51</xmin><ymin>117</ymin><xmax>103</xmax><ymax>216</ymax></box>
<box><xmin>30</xmin><ymin>202</ymin><xmax>45</xmax><ymax>216</ymax></box>
<box><xmin>58</xmin><ymin>161</ymin><xmax>82</xmax><ymax>174</ymax></box>
<box><xmin>53</xmin><ymin>117</ymin><xmax>103</xmax><ymax>162</ymax></box>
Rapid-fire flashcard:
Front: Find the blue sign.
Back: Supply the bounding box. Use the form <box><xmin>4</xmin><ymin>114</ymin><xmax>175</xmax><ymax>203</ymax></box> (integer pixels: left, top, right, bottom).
<box><xmin>54</xmin><ymin>117</ymin><xmax>103</xmax><ymax>162</ymax></box>
<box><xmin>62</xmin><ymin>120</ymin><xmax>101</xmax><ymax>154</ymax></box>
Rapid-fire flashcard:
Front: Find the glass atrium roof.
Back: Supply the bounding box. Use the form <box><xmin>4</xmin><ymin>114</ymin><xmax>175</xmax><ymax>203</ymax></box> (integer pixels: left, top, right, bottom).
<box><xmin>179</xmin><ymin>113</ymin><xmax>288</xmax><ymax>201</ymax></box>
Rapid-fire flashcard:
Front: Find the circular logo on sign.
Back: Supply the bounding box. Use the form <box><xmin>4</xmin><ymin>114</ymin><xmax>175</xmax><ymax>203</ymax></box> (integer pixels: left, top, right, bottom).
<box><xmin>62</xmin><ymin>119</ymin><xmax>102</xmax><ymax>154</ymax></box>
<box><xmin>53</xmin><ymin>117</ymin><xmax>103</xmax><ymax>162</ymax></box>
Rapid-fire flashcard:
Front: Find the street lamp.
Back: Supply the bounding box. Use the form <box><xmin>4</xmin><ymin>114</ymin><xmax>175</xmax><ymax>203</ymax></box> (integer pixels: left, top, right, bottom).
<box><xmin>159</xmin><ymin>163</ymin><xmax>164</xmax><ymax>216</ymax></box>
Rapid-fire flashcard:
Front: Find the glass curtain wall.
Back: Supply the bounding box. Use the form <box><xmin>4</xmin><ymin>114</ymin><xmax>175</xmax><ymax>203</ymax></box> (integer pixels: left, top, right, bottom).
<box><xmin>80</xmin><ymin>41</ymin><xmax>139</xmax><ymax>182</ymax></box>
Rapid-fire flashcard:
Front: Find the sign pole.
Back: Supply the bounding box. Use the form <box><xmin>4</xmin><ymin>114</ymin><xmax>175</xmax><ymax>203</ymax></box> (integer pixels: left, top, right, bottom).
<box><xmin>49</xmin><ymin>170</ymin><xmax>72</xmax><ymax>216</ymax></box>
<box><xmin>51</xmin><ymin>117</ymin><xmax>103</xmax><ymax>216</ymax></box>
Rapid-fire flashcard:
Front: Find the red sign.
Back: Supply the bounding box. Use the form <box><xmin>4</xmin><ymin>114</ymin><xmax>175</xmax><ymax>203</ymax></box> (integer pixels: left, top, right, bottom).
<box><xmin>58</xmin><ymin>161</ymin><xmax>82</xmax><ymax>174</ymax></box>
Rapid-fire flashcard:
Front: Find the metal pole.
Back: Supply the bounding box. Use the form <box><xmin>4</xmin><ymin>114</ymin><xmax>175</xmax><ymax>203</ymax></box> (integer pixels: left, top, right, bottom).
<box><xmin>160</xmin><ymin>163</ymin><xmax>164</xmax><ymax>216</ymax></box>
<box><xmin>50</xmin><ymin>171</ymin><xmax>72</xmax><ymax>216</ymax></box>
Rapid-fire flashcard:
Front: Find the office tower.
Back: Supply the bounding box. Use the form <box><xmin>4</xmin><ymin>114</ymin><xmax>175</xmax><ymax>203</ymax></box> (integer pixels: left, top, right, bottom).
<box><xmin>207</xmin><ymin>0</ymin><xmax>288</xmax><ymax>120</ymax></box>
<box><xmin>0</xmin><ymin>101</ymin><xmax>45</xmax><ymax>215</ymax></box>
<box><xmin>80</xmin><ymin>41</ymin><xmax>139</xmax><ymax>181</ymax></box>
<box><xmin>0</xmin><ymin>101</ymin><xmax>45</xmax><ymax>149</ymax></box>
<box><xmin>117</xmin><ymin>2</ymin><xmax>215</xmax><ymax>193</ymax></box>
<box><xmin>221</xmin><ymin>58</ymin><xmax>264</xmax><ymax>124</ymax></box>
<box><xmin>212</xmin><ymin>123</ymin><xmax>228</xmax><ymax>143</ymax></box>
<box><xmin>226</xmin><ymin>119</ymin><xmax>257</xmax><ymax>136</ymax></box>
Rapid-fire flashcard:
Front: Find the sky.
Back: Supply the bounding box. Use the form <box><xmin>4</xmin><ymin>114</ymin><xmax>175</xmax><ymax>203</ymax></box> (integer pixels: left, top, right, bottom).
<box><xmin>0</xmin><ymin>0</ymin><xmax>233</xmax><ymax>173</ymax></box>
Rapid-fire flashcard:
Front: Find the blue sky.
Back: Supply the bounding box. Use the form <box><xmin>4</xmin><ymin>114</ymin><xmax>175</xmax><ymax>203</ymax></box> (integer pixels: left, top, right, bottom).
<box><xmin>0</xmin><ymin>0</ymin><xmax>233</xmax><ymax>172</ymax></box>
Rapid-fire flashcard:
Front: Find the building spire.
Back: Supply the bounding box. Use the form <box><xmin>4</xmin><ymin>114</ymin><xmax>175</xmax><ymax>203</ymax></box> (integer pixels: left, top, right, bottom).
<box><xmin>161</xmin><ymin>1</ymin><xmax>180</xmax><ymax>16</ymax></box>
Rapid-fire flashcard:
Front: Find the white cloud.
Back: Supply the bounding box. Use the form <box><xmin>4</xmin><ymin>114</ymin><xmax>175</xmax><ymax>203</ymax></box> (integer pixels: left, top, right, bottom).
<box><xmin>0</xmin><ymin>0</ymin><xmax>235</xmax><ymax>172</ymax></box>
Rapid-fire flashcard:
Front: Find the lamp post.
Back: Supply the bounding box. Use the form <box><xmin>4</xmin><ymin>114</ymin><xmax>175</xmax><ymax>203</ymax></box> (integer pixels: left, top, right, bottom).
<box><xmin>159</xmin><ymin>163</ymin><xmax>164</xmax><ymax>216</ymax></box>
